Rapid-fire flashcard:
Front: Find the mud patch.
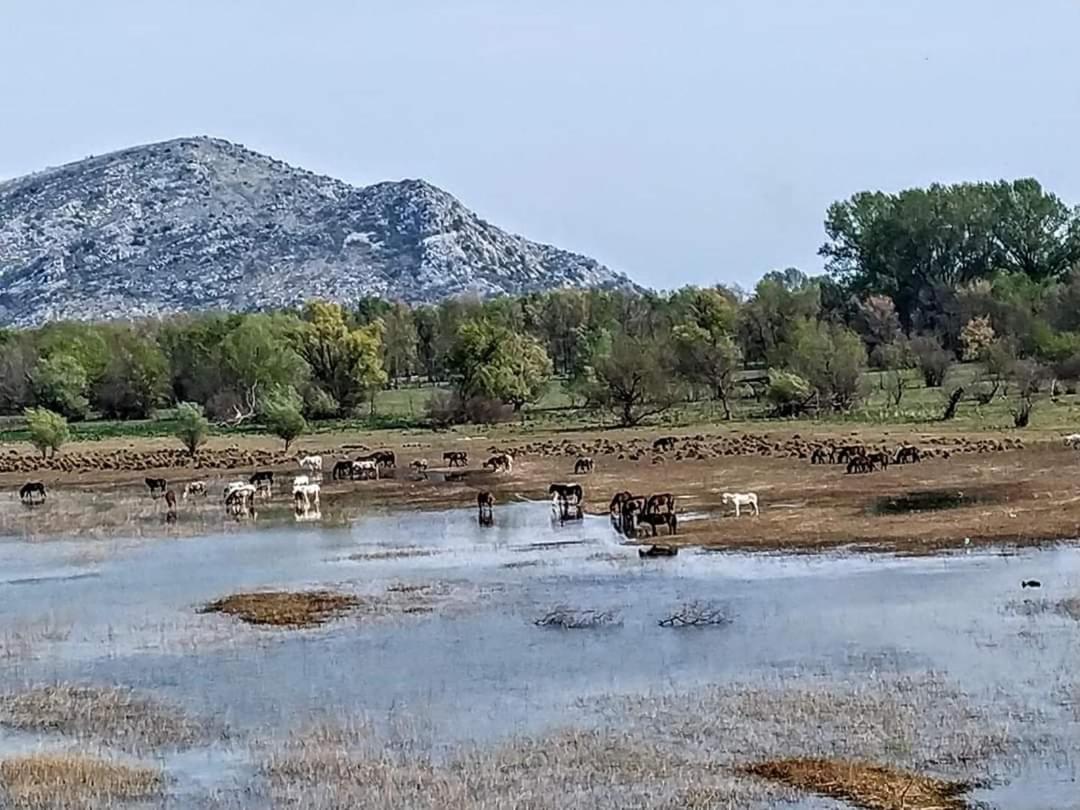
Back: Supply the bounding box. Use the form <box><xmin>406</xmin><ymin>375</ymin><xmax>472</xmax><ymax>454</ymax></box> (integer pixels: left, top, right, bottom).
<box><xmin>869</xmin><ymin>485</ymin><xmax>1017</xmax><ymax>516</ymax></box>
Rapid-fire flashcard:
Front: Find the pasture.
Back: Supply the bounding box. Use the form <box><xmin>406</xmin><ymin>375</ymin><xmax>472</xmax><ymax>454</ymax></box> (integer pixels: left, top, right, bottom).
<box><xmin>0</xmin><ymin>422</ymin><xmax>1078</xmax><ymax>807</ymax></box>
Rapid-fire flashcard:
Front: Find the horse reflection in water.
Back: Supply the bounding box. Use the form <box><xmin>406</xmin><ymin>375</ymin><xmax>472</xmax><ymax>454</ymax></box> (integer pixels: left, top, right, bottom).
<box><xmin>293</xmin><ymin>482</ymin><xmax>322</xmax><ymax>522</ymax></box>
<box><xmin>549</xmin><ymin>483</ymin><xmax>584</xmax><ymax>525</ymax></box>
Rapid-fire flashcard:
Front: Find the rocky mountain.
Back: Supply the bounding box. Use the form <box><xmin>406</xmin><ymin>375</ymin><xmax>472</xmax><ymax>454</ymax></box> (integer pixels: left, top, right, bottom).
<box><xmin>0</xmin><ymin>137</ymin><xmax>633</xmax><ymax>326</ymax></box>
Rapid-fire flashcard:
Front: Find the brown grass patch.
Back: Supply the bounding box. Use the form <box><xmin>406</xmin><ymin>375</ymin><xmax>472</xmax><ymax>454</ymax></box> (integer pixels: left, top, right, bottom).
<box><xmin>0</xmin><ymin>754</ymin><xmax>162</xmax><ymax>809</ymax></box>
<box><xmin>742</xmin><ymin>757</ymin><xmax>970</xmax><ymax>810</ymax></box>
<box><xmin>201</xmin><ymin>590</ymin><xmax>360</xmax><ymax>627</ymax></box>
<box><xmin>0</xmin><ymin>685</ymin><xmax>208</xmax><ymax>751</ymax></box>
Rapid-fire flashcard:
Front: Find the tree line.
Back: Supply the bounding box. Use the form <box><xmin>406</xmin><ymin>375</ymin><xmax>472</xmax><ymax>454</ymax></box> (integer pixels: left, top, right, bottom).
<box><xmin>3</xmin><ymin>177</ymin><xmax>1080</xmax><ymax>441</ymax></box>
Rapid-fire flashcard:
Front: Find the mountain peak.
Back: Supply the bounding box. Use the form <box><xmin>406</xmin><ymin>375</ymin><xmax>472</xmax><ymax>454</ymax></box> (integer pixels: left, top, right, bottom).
<box><xmin>0</xmin><ymin>139</ymin><xmax>633</xmax><ymax>325</ymax></box>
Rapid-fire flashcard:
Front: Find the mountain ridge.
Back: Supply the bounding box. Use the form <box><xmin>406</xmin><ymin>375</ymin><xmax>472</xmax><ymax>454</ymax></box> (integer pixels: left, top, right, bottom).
<box><xmin>0</xmin><ymin>136</ymin><xmax>633</xmax><ymax>326</ymax></box>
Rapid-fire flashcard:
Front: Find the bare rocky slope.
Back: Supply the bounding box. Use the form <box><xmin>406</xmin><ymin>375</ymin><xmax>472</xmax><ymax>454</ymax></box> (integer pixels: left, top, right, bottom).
<box><xmin>0</xmin><ymin>136</ymin><xmax>632</xmax><ymax>326</ymax></box>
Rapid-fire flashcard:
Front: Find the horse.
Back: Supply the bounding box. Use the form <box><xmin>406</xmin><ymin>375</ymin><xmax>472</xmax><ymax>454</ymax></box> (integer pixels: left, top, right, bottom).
<box><xmin>652</xmin><ymin>437</ymin><xmax>677</xmax><ymax>452</ymax></box>
<box><xmin>549</xmin><ymin>483</ymin><xmax>583</xmax><ymax>506</ymax></box>
<box><xmin>249</xmin><ymin>471</ymin><xmax>274</xmax><ymax>493</ymax></box>
<box><xmin>638</xmin><ymin>544</ymin><xmax>678</xmax><ymax>558</ymax></box>
<box><xmin>332</xmin><ymin>460</ymin><xmax>354</xmax><ymax>480</ymax></box>
<box><xmin>410</xmin><ymin>459</ymin><xmax>429</xmax><ymax>477</ymax></box>
<box><xmin>895</xmin><ymin>445</ymin><xmax>921</xmax><ymax>464</ymax></box>
<box><xmin>164</xmin><ymin>490</ymin><xmax>177</xmax><ymax>510</ymax></box>
<box><xmin>19</xmin><ymin>482</ymin><xmax>46</xmax><ymax>505</ymax></box>
<box><xmin>299</xmin><ymin>455</ymin><xmax>323</xmax><ymax>475</ymax></box>
<box><xmin>635</xmin><ymin>511</ymin><xmax>677</xmax><ymax>537</ymax></box>
<box><xmin>477</xmin><ymin>491</ymin><xmax>494</xmax><ymax>526</ymax></box>
<box><xmin>145</xmin><ymin>478</ymin><xmax>167</xmax><ymax>498</ymax></box>
<box><xmin>224</xmin><ymin>483</ymin><xmax>257</xmax><ymax>519</ymax></box>
<box><xmin>722</xmin><ymin>492</ymin><xmax>759</xmax><ymax>517</ymax></box>
<box><xmin>350</xmin><ymin>460</ymin><xmax>379</xmax><ymax>480</ymax></box>
<box><xmin>292</xmin><ymin>482</ymin><xmax>321</xmax><ymax>514</ymax></box>
<box><xmin>182</xmin><ymin>481</ymin><xmax>207</xmax><ymax>499</ymax></box>
<box><xmin>483</xmin><ymin>453</ymin><xmax>513</xmax><ymax>473</ymax></box>
<box><xmin>574</xmin><ymin>457</ymin><xmax>594</xmax><ymax>474</ymax></box>
<box><xmin>443</xmin><ymin>451</ymin><xmax>468</xmax><ymax>468</ymax></box>
<box><xmin>645</xmin><ymin>493</ymin><xmax>675</xmax><ymax>514</ymax></box>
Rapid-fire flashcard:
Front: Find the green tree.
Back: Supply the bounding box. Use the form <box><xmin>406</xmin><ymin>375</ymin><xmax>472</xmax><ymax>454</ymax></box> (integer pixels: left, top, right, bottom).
<box><xmin>174</xmin><ymin>402</ymin><xmax>210</xmax><ymax>457</ymax></box>
<box><xmin>93</xmin><ymin>329</ymin><xmax>169</xmax><ymax>419</ymax></box>
<box><xmin>446</xmin><ymin>319</ymin><xmax>553</xmax><ymax>411</ymax></box>
<box><xmin>261</xmin><ymin>390</ymin><xmax>307</xmax><ymax>452</ymax></box>
<box><xmin>30</xmin><ymin>353</ymin><xmax>90</xmax><ymax>420</ymax></box>
<box><xmin>220</xmin><ymin>315</ymin><xmax>308</xmax><ymax>398</ymax></box>
<box><xmin>738</xmin><ymin>269</ymin><xmax>820</xmax><ymax>364</ymax></box>
<box><xmin>590</xmin><ymin>334</ymin><xmax>679</xmax><ymax>426</ymax></box>
<box><xmin>766</xmin><ymin>370</ymin><xmax>813</xmax><ymax>417</ymax></box>
<box><xmin>672</xmin><ymin>324</ymin><xmax>741</xmax><ymax>419</ymax></box>
<box><xmin>786</xmin><ymin>320</ymin><xmax>867</xmax><ymax>411</ymax></box>
<box><xmin>380</xmin><ymin>302</ymin><xmax>418</xmax><ymax>384</ymax></box>
<box><xmin>297</xmin><ymin>302</ymin><xmax>387</xmax><ymax>415</ymax></box>
<box><xmin>24</xmin><ymin>407</ymin><xmax>69</xmax><ymax>458</ymax></box>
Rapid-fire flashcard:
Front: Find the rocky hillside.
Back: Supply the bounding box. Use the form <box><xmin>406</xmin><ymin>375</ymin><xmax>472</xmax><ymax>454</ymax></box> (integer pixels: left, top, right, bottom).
<box><xmin>0</xmin><ymin>137</ymin><xmax>632</xmax><ymax>326</ymax></box>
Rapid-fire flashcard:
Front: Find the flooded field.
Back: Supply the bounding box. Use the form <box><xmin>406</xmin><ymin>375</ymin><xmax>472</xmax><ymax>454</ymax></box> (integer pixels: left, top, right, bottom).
<box><xmin>0</xmin><ymin>500</ymin><xmax>1078</xmax><ymax>808</ymax></box>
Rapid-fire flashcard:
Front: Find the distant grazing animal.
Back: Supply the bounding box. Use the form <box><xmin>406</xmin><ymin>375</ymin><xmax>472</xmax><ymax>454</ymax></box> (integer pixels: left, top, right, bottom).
<box><xmin>835</xmin><ymin>445</ymin><xmax>863</xmax><ymax>464</ymax></box>
<box><xmin>299</xmin><ymin>455</ymin><xmax>323</xmax><ymax>475</ymax></box>
<box><xmin>350</xmin><ymin>460</ymin><xmax>379</xmax><ymax>480</ymax></box>
<box><xmin>370</xmin><ymin>450</ymin><xmax>396</xmax><ymax>469</ymax></box>
<box><xmin>652</xmin><ymin>437</ymin><xmax>677</xmax><ymax>452</ymax></box>
<box><xmin>866</xmin><ymin>451</ymin><xmax>890</xmax><ymax>471</ymax></box>
<box><xmin>223</xmin><ymin>483</ymin><xmax>257</xmax><ymax>518</ymax></box>
<box><xmin>574</xmin><ymin>457</ymin><xmax>594</xmax><ymax>474</ymax></box>
<box><xmin>19</xmin><ymin>482</ymin><xmax>46</xmax><ymax>504</ymax></box>
<box><xmin>410</xmin><ymin>459</ymin><xmax>429</xmax><ymax>476</ymax></box>
<box><xmin>182</xmin><ymin>481</ymin><xmax>207</xmax><ymax>500</ymax></box>
<box><xmin>250</xmin><ymin>471</ymin><xmax>274</xmax><ymax>492</ymax></box>
<box><xmin>1022</xmin><ymin>579</ymin><xmax>1042</xmax><ymax>589</ymax></box>
<box><xmin>145</xmin><ymin>478</ymin><xmax>168</xmax><ymax>498</ymax></box>
<box><xmin>635</xmin><ymin>511</ymin><xmax>677</xmax><ymax>537</ymax></box>
<box><xmin>223</xmin><ymin>481</ymin><xmax>255</xmax><ymax>501</ymax></box>
<box><xmin>638</xmin><ymin>544</ymin><xmax>678</xmax><ymax>558</ymax></box>
<box><xmin>332</xmin><ymin>460</ymin><xmax>354</xmax><ymax>480</ymax></box>
<box><xmin>549</xmin><ymin>483</ymin><xmax>583</xmax><ymax>506</ymax></box>
<box><xmin>722</xmin><ymin>492</ymin><xmax>759</xmax><ymax>517</ymax></box>
<box><xmin>846</xmin><ymin>456</ymin><xmax>873</xmax><ymax>474</ymax></box>
<box><xmin>444</xmin><ymin>451</ymin><xmax>468</xmax><ymax>468</ymax></box>
<box><xmin>292</xmin><ymin>475</ymin><xmax>311</xmax><ymax>488</ymax></box>
<box><xmin>477</xmin><ymin>491</ymin><xmax>494</xmax><ymax>526</ymax></box>
<box><xmin>1065</xmin><ymin>434</ymin><xmax>1080</xmax><ymax>449</ymax></box>
<box><xmin>645</xmin><ymin>493</ymin><xmax>675</xmax><ymax>515</ymax></box>
<box><xmin>483</xmin><ymin>453</ymin><xmax>513</xmax><ymax>473</ymax></box>
<box><xmin>164</xmin><ymin>490</ymin><xmax>177</xmax><ymax>510</ymax></box>
<box><xmin>609</xmin><ymin>491</ymin><xmax>634</xmax><ymax>515</ymax></box>
<box><xmin>810</xmin><ymin>447</ymin><xmax>833</xmax><ymax>465</ymax></box>
<box><xmin>895</xmin><ymin>445</ymin><xmax>921</xmax><ymax>464</ymax></box>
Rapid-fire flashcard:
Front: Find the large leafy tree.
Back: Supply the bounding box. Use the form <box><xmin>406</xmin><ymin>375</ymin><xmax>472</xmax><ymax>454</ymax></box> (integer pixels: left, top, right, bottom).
<box><xmin>219</xmin><ymin>314</ymin><xmax>308</xmax><ymax>398</ymax></box>
<box><xmin>30</xmin><ymin>353</ymin><xmax>90</xmax><ymax>421</ymax></box>
<box><xmin>738</xmin><ymin>268</ymin><xmax>820</xmax><ymax>364</ymax></box>
<box><xmin>785</xmin><ymin>320</ymin><xmax>867</xmax><ymax>411</ymax></box>
<box><xmin>298</xmin><ymin>301</ymin><xmax>387</xmax><ymax>415</ymax></box>
<box><xmin>93</xmin><ymin>328</ymin><xmax>169</xmax><ymax>419</ymax></box>
<box><xmin>446</xmin><ymin>319</ymin><xmax>553</xmax><ymax>411</ymax></box>
<box><xmin>590</xmin><ymin>333</ymin><xmax>679</xmax><ymax>426</ymax></box>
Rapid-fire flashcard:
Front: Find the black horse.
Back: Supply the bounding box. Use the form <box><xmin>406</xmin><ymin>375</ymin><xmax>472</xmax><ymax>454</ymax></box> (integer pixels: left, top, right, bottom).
<box><xmin>19</xmin><ymin>482</ymin><xmax>46</xmax><ymax>504</ymax></box>
<box><xmin>477</xmin><ymin>491</ymin><xmax>494</xmax><ymax>526</ymax></box>
<box><xmin>549</xmin><ymin>483</ymin><xmax>583</xmax><ymax>504</ymax></box>
<box><xmin>332</xmin><ymin>460</ymin><xmax>354</xmax><ymax>480</ymax></box>
<box><xmin>444</xmin><ymin>451</ymin><xmax>468</xmax><ymax>468</ymax></box>
<box><xmin>145</xmin><ymin>478</ymin><xmax>167</xmax><ymax>498</ymax></box>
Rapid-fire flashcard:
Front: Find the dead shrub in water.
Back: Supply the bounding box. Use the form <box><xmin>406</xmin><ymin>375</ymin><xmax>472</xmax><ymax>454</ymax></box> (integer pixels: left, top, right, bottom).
<box><xmin>0</xmin><ymin>754</ymin><xmax>162</xmax><ymax>809</ymax></box>
<box><xmin>0</xmin><ymin>684</ymin><xmax>208</xmax><ymax>752</ymax></box>
<box><xmin>534</xmin><ymin>606</ymin><xmax>621</xmax><ymax>629</ymax></box>
<box><xmin>348</xmin><ymin>548</ymin><xmax>438</xmax><ymax>562</ymax></box>
<box><xmin>201</xmin><ymin>590</ymin><xmax>361</xmax><ymax>627</ymax></box>
<box><xmin>741</xmin><ymin>757</ymin><xmax>970</xmax><ymax>810</ymax></box>
<box><xmin>658</xmin><ymin>600</ymin><xmax>731</xmax><ymax>628</ymax></box>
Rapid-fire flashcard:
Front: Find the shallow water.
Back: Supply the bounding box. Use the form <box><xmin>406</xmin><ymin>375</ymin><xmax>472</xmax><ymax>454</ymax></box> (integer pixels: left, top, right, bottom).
<box><xmin>0</xmin><ymin>502</ymin><xmax>1078</xmax><ymax>806</ymax></box>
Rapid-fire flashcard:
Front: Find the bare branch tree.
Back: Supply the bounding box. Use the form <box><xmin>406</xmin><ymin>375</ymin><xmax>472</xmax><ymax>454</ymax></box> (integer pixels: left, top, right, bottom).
<box><xmin>534</xmin><ymin>606</ymin><xmax>621</xmax><ymax>629</ymax></box>
<box><xmin>658</xmin><ymin>601</ymin><xmax>731</xmax><ymax>628</ymax></box>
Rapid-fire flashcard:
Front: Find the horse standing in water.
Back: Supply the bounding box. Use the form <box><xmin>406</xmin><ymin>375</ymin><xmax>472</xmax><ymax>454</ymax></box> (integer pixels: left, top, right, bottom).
<box><xmin>477</xmin><ymin>491</ymin><xmax>494</xmax><ymax>526</ymax></box>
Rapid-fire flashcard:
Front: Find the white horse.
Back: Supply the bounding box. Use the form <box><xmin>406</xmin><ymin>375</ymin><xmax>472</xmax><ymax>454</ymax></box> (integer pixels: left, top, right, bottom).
<box><xmin>182</xmin><ymin>481</ymin><xmax>208</xmax><ymax>500</ymax></box>
<box><xmin>299</xmin><ymin>455</ymin><xmax>323</xmax><ymax>475</ymax></box>
<box><xmin>292</xmin><ymin>482</ymin><xmax>321</xmax><ymax>514</ymax></box>
<box><xmin>351</xmin><ymin>460</ymin><xmax>379</xmax><ymax>480</ymax></box>
<box><xmin>1064</xmin><ymin>434</ymin><xmax>1080</xmax><ymax>449</ymax></box>
<box><xmin>722</xmin><ymin>492</ymin><xmax>759</xmax><ymax>517</ymax></box>
<box><xmin>292</xmin><ymin>475</ymin><xmax>311</xmax><ymax>488</ymax></box>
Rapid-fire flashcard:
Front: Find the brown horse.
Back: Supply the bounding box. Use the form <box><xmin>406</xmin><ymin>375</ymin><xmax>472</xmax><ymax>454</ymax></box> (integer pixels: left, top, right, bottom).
<box><xmin>477</xmin><ymin>491</ymin><xmax>494</xmax><ymax>526</ymax></box>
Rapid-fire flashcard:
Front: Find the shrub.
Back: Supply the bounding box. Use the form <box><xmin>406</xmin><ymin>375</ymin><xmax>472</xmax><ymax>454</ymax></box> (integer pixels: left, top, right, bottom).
<box><xmin>24</xmin><ymin>407</ymin><xmax>69</xmax><ymax>458</ymax></box>
<box><xmin>174</xmin><ymin>402</ymin><xmax>209</xmax><ymax>456</ymax></box>
<box><xmin>262</xmin><ymin>392</ymin><xmax>307</xmax><ymax>452</ymax></box>
<box><xmin>911</xmin><ymin>335</ymin><xmax>952</xmax><ymax>387</ymax></box>
<box><xmin>766</xmin><ymin>371</ymin><xmax>813</xmax><ymax>417</ymax></box>
<box><xmin>302</xmin><ymin>386</ymin><xmax>338</xmax><ymax>420</ymax></box>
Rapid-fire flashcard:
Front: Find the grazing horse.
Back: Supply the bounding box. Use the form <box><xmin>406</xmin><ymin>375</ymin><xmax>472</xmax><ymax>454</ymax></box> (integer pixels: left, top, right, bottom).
<box><xmin>609</xmin><ymin>491</ymin><xmax>634</xmax><ymax>515</ymax></box>
<box><xmin>444</xmin><ymin>451</ymin><xmax>468</xmax><ymax>468</ymax></box>
<box><xmin>477</xmin><ymin>491</ymin><xmax>494</xmax><ymax>526</ymax></box>
<box><xmin>250</xmin><ymin>471</ymin><xmax>274</xmax><ymax>494</ymax></box>
<box><xmin>292</xmin><ymin>482</ymin><xmax>321</xmax><ymax>515</ymax></box>
<box><xmin>350</xmin><ymin>460</ymin><xmax>379</xmax><ymax>480</ymax></box>
<box><xmin>370</xmin><ymin>450</ymin><xmax>396</xmax><ymax>469</ymax></box>
<box><xmin>1065</xmin><ymin>434</ymin><xmax>1080</xmax><ymax>449</ymax></box>
<box><xmin>638</xmin><ymin>544</ymin><xmax>678</xmax><ymax>558</ymax></box>
<box><xmin>299</xmin><ymin>455</ymin><xmax>323</xmax><ymax>475</ymax></box>
<box><xmin>223</xmin><ymin>483</ymin><xmax>257</xmax><ymax>519</ymax></box>
<box><xmin>483</xmin><ymin>453</ymin><xmax>513</xmax><ymax>473</ymax></box>
<box><xmin>645</xmin><ymin>493</ymin><xmax>675</xmax><ymax>515</ymax></box>
<box><xmin>19</xmin><ymin>482</ymin><xmax>46</xmax><ymax>505</ymax></box>
<box><xmin>145</xmin><ymin>478</ymin><xmax>168</xmax><ymax>498</ymax></box>
<box><xmin>164</xmin><ymin>490</ymin><xmax>177</xmax><ymax>510</ymax></box>
<box><xmin>182</xmin><ymin>481</ymin><xmax>207</xmax><ymax>500</ymax></box>
<box><xmin>867</xmin><ymin>451</ymin><xmax>889</xmax><ymax>470</ymax></box>
<box><xmin>636</xmin><ymin>511</ymin><xmax>678</xmax><ymax>537</ymax></box>
<box><xmin>810</xmin><ymin>447</ymin><xmax>833</xmax><ymax>465</ymax></box>
<box><xmin>332</xmin><ymin>460</ymin><xmax>354</xmax><ymax>480</ymax></box>
<box><xmin>574</xmin><ymin>457</ymin><xmax>594</xmax><ymax>474</ymax></box>
<box><xmin>410</xmin><ymin>459</ymin><xmax>429</xmax><ymax>477</ymax></box>
<box><xmin>652</xmin><ymin>437</ymin><xmax>677</xmax><ymax>452</ymax></box>
<box><xmin>895</xmin><ymin>445</ymin><xmax>921</xmax><ymax>464</ymax></box>
<box><xmin>722</xmin><ymin>492</ymin><xmax>759</xmax><ymax>517</ymax></box>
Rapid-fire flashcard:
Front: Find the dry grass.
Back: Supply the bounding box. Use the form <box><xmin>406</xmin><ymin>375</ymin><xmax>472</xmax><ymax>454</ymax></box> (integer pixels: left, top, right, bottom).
<box><xmin>0</xmin><ymin>685</ymin><xmax>209</xmax><ymax>751</ymax></box>
<box><xmin>741</xmin><ymin>757</ymin><xmax>971</xmax><ymax>810</ymax></box>
<box><xmin>0</xmin><ymin>754</ymin><xmax>162</xmax><ymax>809</ymax></box>
<box><xmin>1008</xmin><ymin>596</ymin><xmax>1080</xmax><ymax>621</ymax></box>
<box><xmin>201</xmin><ymin>590</ymin><xmax>361</xmax><ymax>627</ymax></box>
<box><xmin>348</xmin><ymin>548</ymin><xmax>439</xmax><ymax>561</ymax></box>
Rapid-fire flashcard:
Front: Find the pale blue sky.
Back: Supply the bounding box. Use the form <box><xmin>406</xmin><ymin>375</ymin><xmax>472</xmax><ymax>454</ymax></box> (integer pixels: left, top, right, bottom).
<box><xmin>3</xmin><ymin>1</ymin><xmax>1079</xmax><ymax>290</ymax></box>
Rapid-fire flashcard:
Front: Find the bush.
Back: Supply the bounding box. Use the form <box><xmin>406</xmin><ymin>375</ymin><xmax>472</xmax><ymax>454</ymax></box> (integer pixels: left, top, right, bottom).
<box><xmin>424</xmin><ymin>391</ymin><xmax>513</xmax><ymax>427</ymax></box>
<box><xmin>766</xmin><ymin>371</ymin><xmax>813</xmax><ymax>417</ymax></box>
<box><xmin>24</xmin><ymin>407</ymin><xmax>69</xmax><ymax>458</ymax></box>
<box><xmin>911</xmin><ymin>335</ymin><xmax>952</xmax><ymax>387</ymax></box>
<box><xmin>261</xmin><ymin>393</ymin><xmax>307</xmax><ymax>452</ymax></box>
<box><xmin>174</xmin><ymin>402</ymin><xmax>209</xmax><ymax>456</ymax></box>
<box><xmin>30</xmin><ymin>354</ymin><xmax>89</xmax><ymax>421</ymax></box>
<box><xmin>302</xmin><ymin>386</ymin><xmax>338</xmax><ymax>421</ymax></box>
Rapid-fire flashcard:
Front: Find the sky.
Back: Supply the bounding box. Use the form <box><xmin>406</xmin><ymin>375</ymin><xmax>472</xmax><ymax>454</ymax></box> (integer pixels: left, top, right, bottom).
<box><xmin>2</xmin><ymin>1</ymin><xmax>1080</xmax><ymax>292</ymax></box>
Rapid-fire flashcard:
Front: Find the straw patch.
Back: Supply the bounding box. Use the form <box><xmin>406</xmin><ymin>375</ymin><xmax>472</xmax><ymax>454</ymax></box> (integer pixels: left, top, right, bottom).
<box><xmin>201</xmin><ymin>590</ymin><xmax>360</xmax><ymax>627</ymax></box>
<box><xmin>742</xmin><ymin>757</ymin><xmax>970</xmax><ymax>810</ymax></box>
<box><xmin>0</xmin><ymin>755</ymin><xmax>162</xmax><ymax>809</ymax></box>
